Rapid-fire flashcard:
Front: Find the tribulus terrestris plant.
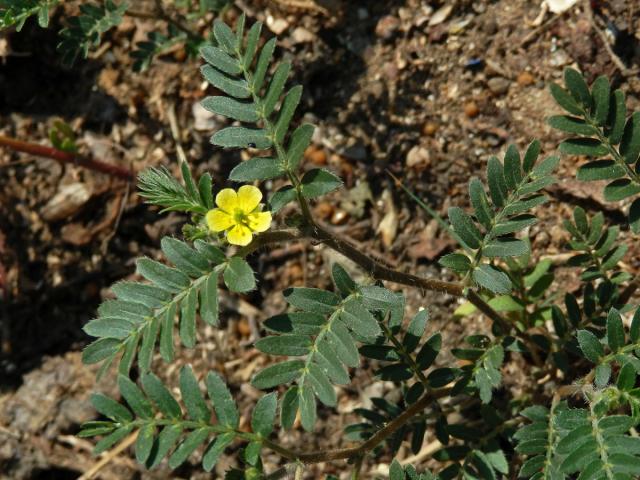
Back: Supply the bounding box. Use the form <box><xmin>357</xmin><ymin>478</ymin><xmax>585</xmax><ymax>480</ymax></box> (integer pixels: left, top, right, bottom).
<box><xmin>77</xmin><ymin>16</ymin><xmax>640</xmax><ymax>480</ymax></box>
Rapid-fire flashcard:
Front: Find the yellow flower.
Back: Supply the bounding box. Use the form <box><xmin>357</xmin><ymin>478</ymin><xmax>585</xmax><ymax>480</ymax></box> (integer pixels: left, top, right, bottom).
<box><xmin>206</xmin><ymin>185</ymin><xmax>272</xmax><ymax>246</ymax></box>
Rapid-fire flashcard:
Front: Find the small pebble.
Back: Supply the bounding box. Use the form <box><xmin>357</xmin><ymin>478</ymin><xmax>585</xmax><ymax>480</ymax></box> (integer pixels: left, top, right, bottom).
<box><xmin>331</xmin><ymin>210</ymin><xmax>349</xmax><ymax>225</ymax></box>
<box><xmin>464</xmin><ymin>101</ymin><xmax>480</xmax><ymax>118</ymax></box>
<box><xmin>375</xmin><ymin>15</ymin><xmax>400</xmax><ymax>39</ymax></box>
<box><xmin>422</xmin><ymin>122</ymin><xmax>438</xmax><ymax>136</ymax></box>
<box><xmin>305</xmin><ymin>145</ymin><xmax>327</xmax><ymax>165</ymax></box>
<box><xmin>517</xmin><ymin>71</ymin><xmax>535</xmax><ymax>86</ymax></box>
<box><xmin>315</xmin><ymin>201</ymin><xmax>334</xmax><ymax>220</ymax></box>
<box><xmin>487</xmin><ymin>77</ymin><xmax>510</xmax><ymax>95</ymax></box>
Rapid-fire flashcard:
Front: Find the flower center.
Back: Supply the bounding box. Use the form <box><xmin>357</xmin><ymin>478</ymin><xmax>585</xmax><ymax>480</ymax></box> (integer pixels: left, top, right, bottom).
<box><xmin>233</xmin><ymin>208</ymin><xmax>248</xmax><ymax>225</ymax></box>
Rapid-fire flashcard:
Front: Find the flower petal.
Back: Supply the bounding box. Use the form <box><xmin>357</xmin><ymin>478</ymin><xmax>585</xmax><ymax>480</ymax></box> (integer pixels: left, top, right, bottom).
<box><xmin>215</xmin><ymin>188</ymin><xmax>238</xmax><ymax>212</ymax></box>
<box><xmin>206</xmin><ymin>209</ymin><xmax>234</xmax><ymax>232</ymax></box>
<box><xmin>236</xmin><ymin>185</ymin><xmax>262</xmax><ymax>213</ymax></box>
<box><xmin>247</xmin><ymin>211</ymin><xmax>272</xmax><ymax>233</ymax></box>
<box><xmin>227</xmin><ymin>224</ymin><xmax>253</xmax><ymax>246</ymax></box>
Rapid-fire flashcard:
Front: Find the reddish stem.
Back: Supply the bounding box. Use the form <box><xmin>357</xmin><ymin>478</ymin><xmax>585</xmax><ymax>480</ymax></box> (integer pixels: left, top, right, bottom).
<box><xmin>0</xmin><ymin>135</ymin><xmax>134</xmax><ymax>181</ymax></box>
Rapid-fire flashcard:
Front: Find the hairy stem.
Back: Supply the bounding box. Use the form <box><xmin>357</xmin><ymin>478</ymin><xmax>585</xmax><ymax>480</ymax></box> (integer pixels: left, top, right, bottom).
<box><xmin>0</xmin><ymin>134</ymin><xmax>133</xmax><ymax>180</ymax></box>
<box><xmin>260</xmin><ymin>387</ymin><xmax>451</xmax><ymax>463</ymax></box>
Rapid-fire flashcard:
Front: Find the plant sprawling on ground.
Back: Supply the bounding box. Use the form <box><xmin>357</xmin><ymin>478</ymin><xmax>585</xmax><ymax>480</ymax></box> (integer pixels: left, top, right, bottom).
<box><xmin>21</xmin><ymin>12</ymin><xmax>638</xmax><ymax>480</ymax></box>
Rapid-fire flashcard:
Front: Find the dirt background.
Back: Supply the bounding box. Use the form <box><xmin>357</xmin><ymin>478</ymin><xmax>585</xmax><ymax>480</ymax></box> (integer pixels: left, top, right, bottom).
<box><xmin>1</xmin><ymin>0</ymin><xmax>640</xmax><ymax>478</ymax></box>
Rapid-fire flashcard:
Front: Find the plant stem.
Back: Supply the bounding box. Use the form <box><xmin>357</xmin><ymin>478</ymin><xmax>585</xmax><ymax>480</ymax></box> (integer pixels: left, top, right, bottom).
<box><xmin>0</xmin><ymin>134</ymin><xmax>133</xmax><ymax>180</ymax></box>
<box><xmin>259</xmin><ymin>387</ymin><xmax>451</xmax><ymax>463</ymax></box>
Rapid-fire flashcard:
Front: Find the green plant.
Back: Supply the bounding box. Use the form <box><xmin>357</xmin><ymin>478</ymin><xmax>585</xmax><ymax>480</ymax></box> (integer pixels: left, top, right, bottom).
<box><xmin>76</xmin><ymin>16</ymin><xmax>640</xmax><ymax>480</ymax></box>
<box><xmin>0</xmin><ymin>0</ymin><xmax>232</xmax><ymax>69</ymax></box>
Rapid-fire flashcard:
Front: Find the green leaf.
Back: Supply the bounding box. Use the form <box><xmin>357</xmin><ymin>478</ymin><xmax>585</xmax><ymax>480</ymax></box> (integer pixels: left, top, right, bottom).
<box><xmin>275</xmin><ymin>85</ymin><xmax>303</xmax><ymax>143</ymax></box>
<box><xmin>252</xmin><ymin>38</ymin><xmax>276</xmax><ymax>93</ymax></box>
<box><xmin>332</xmin><ymin>263</ymin><xmax>357</xmax><ymax>297</ymax></box>
<box><xmin>576</xmin><ymin>160</ymin><xmax>626</xmax><ymax>181</ymax></box>
<box><xmin>229</xmin><ymin>157</ymin><xmax>284</xmax><ymax>181</ymax></box>
<box><xmin>111</xmin><ymin>282</ymin><xmax>170</xmax><ymax>309</ymax></box>
<box><xmin>213</xmin><ymin>19</ymin><xmax>237</xmax><ymax>53</ymax></box>
<box><xmin>606</xmin><ymin>308</ymin><xmax>625</xmax><ymax>351</ymax></box>
<box><xmin>135</xmin><ymin>424</ymin><xmax>155</xmax><ymax>464</ymax></box>
<box><xmin>550</xmin><ymin>83</ymin><xmax>583</xmax><ymax>116</ymax></box>
<box><xmin>94</xmin><ymin>425</ymin><xmax>135</xmax><ymax>455</ymax></box>
<box><xmin>389</xmin><ymin>459</ymin><xmax>404</xmax><ymax>480</ymax></box>
<box><xmin>620</xmin><ymin>112</ymin><xmax>640</xmax><ymax>164</ymax></box>
<box><xmin>264</xmin><ymin>312</ymin><xmax>325</xmax><ymax>335</ymax></box>
<box><xmin>280</xmin><ymin>386</ymin><xmax>299</xmax><ymax>429</ymax></box>
<box><xmin>159</xmin><ymin>302</ymin><xmax>176</xmax><ymax>362</ymax></box>
<box><xmin>194</xmin><ymin>240</ymin><xmax>226</xmax><ymax>265</ymax></box>
<box><xmin>316</xmin><ymin>339</ymin><xmax>349</xmax><ymax>384</ymax></box>
<box><xmin>200</xmin><ymin>65</ymin><xmax>250</xmax><ymax>99</ymax></box>
<box><xmin>339</xmin><ymin>298</ymin><xmax>381</xmax><ymax>340</ymax></box>
<box><xmin>427</xmin><ymin>368</ymin><xmax>457</xmax><ymax>388</ymax></box>
<box><xmin>492</xmin><ymin>214</ymin><xmax>537</xmax><ymax>236</ymax></box>
<box><xmin>205</xmin><ymin>371</ymin><xmax>239</xmax><ymax>427</ymax></box>
<box><xmin>136</xmin><ymin>258</ymin><xmax>190</xmax><ymax>293</ymax></box>
<box><xmin>307</xmin><ymin>362</ymin><xmax>337</xmax><ymax>406</ymax></box>
<box><xmin>283</xmin><ymin>287</ymin><xmax>340</xmax><ymax>314</ymax></box>
<box><xmin>255</xmin><ymin>335</ymin><xmax>312</xmax><ymax>356</ymax></box>
<box><xmin>469</xmin><ymin>178</ymin><xmax>493</xmax><ymax>229</ymax></box>
<box><xmin>118</xmin><ymin>375</ymin><xmax>153</xmax><ymax>420</ymax></box>
<box><xmin>83</xmin><ymin>317</ymin><xmax>135</xmax><ymax>340</ymax></box>
<box><xmin>179</xmin><ymin>288</ymin><xmax>197</xmax><ymax>348</ymax></box>
<box><xmin>200</xmin><ymin>45</ymin><xmax>241</xmax><ymax>75</ymax></box>
<box><xmin>300</xmin><ymin>168</ymin><xmax>342</xmax><ymax>198</ymax></box>
<box><xmin>263</xmin><ymin>62</ymin><xmax>292</xmax><ymax>117</ymax></box>
<box><xmin>180</xmin><ymin>365</ymin><xmax>210</xmax><ymax>422</ymax></box>
<box><xmin>416</xmin><ymin>333</ymin><xmax>441</xmax><ymax>369</ymax></box>
<box><xmin>438</xmin><ymin>253</ymin><xmax>472</xmax><ymax>273</ymax></box>
<box><xmin>141</xmin><ymin>373</ymin><xmax>182</xmax><ymax>419</ymax></box>
<box><xmin>482</xmin><ymin>238</ymin><xmax>529</xmax><ymax>258</ymax></box>
<box><xmin>523</xmin><ymin>139</ymin><xmax>542</xmax><ymax>172</ymax></box>
<box><xmin>91</xmin><ymin>393</ymin><xmax>132</xmax><ymax>423</ymax></box>
<box><xmin>617</xmin><ymin>362</ymin><xmax>637</xmax><ymax>391</ymax></box>
<box><xmin>223</xmin><ymin>257</ymin><xmax>256</xmax><ymax>292</ymax></box>
<box><xmin>299</xmin><ymin>385</ymin><xmax>316</xmax><ymax>431</ymax></box>
<box><xmin>502</xmin><ymin>194</ymin><xmax>547</xmax><ymax>216</ymax></box>
<box><xmin>503</xmin><ymin>144</ymin><xmax>522</xmax><ymax>190</ymax></box>
<box><xmin>286</xmin><ymin>123</ymin><xmax>315</xmax><ymax>170</ymax></box>
<box><xmin>403</xmin><ymin>309</ymin><xmax>428</xmax><ymax>352</ymax></box>
<box><xmin>252</xmin><ymin>360</ymin><xmax>305</xmax><ymax>389</ymax></box>
<box><xmin>252</xmin><ymin>392</ymin><xmax>277</xmax><ymax>436</ymax></box>
<box><xmin>327</xmin><ymin>321</ymin><xmax>360</xmax><ymax>367</ymax></box>
<box><xmin>269</xmin><ymin>185</ymin><xmax>297</xmax><ymax>213</ymax></box>
<box><xmin>169</xmin><ymin>428</ymin><xmax>210</xmax><ymax>469</ymax></box>
<box><xmin>202</xmin><ymin>432</ymin><xmax>235</xmax><ymax>472</ymax></box>
<box><xmin>138</xmin><ymin>317</ymin><xmax>160</xmax><ymax>372</ymax></box>
<box><xmin>607</xmin><ymin>89</ymin><xmax>626</xmax><ymax>144</ymax></box>
<box><xmin>146</xmin><ymin>424</ymin><xmax>183</xmax><ymax>469</ymax></box>
<box><xmin>487</xmin><ymin>156</ymin><xmax>507</xmax><ymax>208</ymax></box>
<box><xmin>473</xmin><ymin>265</ymin><xmax>512</xmax><ymax>294</ymax></box>
<box><xmin>199</xmin><ymin>173</ymin><xmax>213</xmax><ymax>209</ymax></box>
<box><xmin>200</xmin><ymin>273</ymin><xmax>219</xmax><ymax>326</ymax></box>
<box><xmin>547</xmin><ymin>115</ymin><xmax>596</xmax><ymax>135</ymax></box>
<box><xmin>161</xmin><ymin>237</ymin><xmax>209</xmax><ymax>278</ymax></box>
<box><xmin>576</xmin><ymin>330</ymin><xmax>604</xmax><ymax>363</ymax></box>
<box><xmin>448</xmin><ymin>207</ymin><xmax>481</xmax><ymax>249</ymax></box>
<box><xmin>564</xmin><ymin>67</ymin><xmax>592</xmax><ymax>109</ymax></box>
<box><xmin>629</xmin><ymin>198</ymin><xmax>640</xmax><ymax>234</ymax></box>
<box><xmin>243</xmin><ymin>21</ymin><xmax>262</xmax><ymax>69</ymax></box>
<box><xmin>591</xmin><ymin>75</ymin><xmax>610</xmax><ymax>125</ymax></box>
<box><xmin>603</xmin><ymin>179</ymin><xmax>640</xmax><ymax>201</ymax></box>
<box><xmin>211</xmin><ymin>126</ymin><xmax>271</xmax><ymax>150</ymax></box>
<box><xmin>82</xmin><ymin>338</ymin><xmax>121</xmax><ymax>364</ymax></box>
<box><xmin>559</xmin><ymin>138</ymin><xmax>608</xmax><ymax>156</ymax></box>
<box><xmin>201</xmin><ymin>96</ymin><xmax>259</xmax><ymax>123</ymax></box>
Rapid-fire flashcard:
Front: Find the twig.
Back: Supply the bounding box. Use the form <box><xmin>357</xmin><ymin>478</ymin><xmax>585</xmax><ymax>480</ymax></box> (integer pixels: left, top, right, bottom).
<box><xmin>260</xmin><ymin>387</ymin><xmax>451</xmax><ymax>463</ymax></box>
<box><xmin>78</xmin><ymin>430</ymin><xmax>137</xmax><ymax>480</ymax></box>
<box><xmin>584</xmin><ymin>0</ymin><xmax>638</xmax><ymax>77</ymax></box>
<box><xmin>0</xmin><ymin>135</ymin><xmax>133</xmax><ymax>180</ymax></box>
